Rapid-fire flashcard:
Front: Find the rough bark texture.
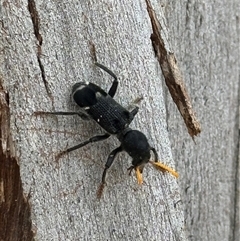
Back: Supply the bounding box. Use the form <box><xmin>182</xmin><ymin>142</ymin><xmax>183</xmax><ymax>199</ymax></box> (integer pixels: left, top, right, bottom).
<box><xmin>0</xmin><ymin>84</ymin><xmax>34</xmax><ymax>241</ymax></box>
<box><xmin>1</xmin><ymin>0</ymin><xmax>239</xmax><ymax>241</ymax></box>
<box><xmin>164</xmin><ymin>0</ymin><xmax>239</xmax><ymax>241</ymax></box>
<box><xmin>1</xmin><ymin>0</ymin><xmax>186</xmax><ymax>240</ymax></box>
<box><xmin>146</xmin><ymin>0</ymin><xmax>201</xmax><ymax>138</ymax></box>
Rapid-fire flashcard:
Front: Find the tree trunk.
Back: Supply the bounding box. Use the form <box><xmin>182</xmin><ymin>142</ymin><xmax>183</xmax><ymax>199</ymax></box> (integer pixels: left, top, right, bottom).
<box><xmin>165</xmin><ymin>1</ymin><xmax>239</xmax><ymax>241</ymax></box>
<box><xmin>1</xmin><ymin>1</ymin><xmax>187</xmax><ymax>240</ymax></box>
<box><xmin>1</xmin><ymin>0</ymin><xmax>239</xmax><ymax>241</ymax></box>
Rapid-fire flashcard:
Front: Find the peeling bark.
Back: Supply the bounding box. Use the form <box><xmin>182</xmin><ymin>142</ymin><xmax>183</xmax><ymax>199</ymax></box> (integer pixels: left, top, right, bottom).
<box><xmin>145</xmin><ymin>0</ymin><xmax>201</xmax><ymax>138</ymax></box>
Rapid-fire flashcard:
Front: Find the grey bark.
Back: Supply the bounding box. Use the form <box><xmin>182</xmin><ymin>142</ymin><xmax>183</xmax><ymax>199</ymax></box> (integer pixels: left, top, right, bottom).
<box><xmin>1</xmin><ymin>0</ymin><xmax>186</xmax><ymax>240</ymax></box>
<box><xmin>165</xmin><ymin>1</ymin><xmax>239</xmax><ymax>241</ymax></box>
<box><xmin>1</xmin><ymin>0</ymin><xmax>239</xmax><ymax>241</ymax></box>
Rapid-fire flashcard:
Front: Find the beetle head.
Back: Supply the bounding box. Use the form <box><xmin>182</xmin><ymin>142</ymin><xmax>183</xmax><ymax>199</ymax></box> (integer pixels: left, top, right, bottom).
<box><xmin>120</xmin><ymin>130</ymin><xmax>151</xmax><ymax>184</ymax></box>
<box><xmin>120</xmin><ymin>129</ymin><xmax>179</xmax><ymax>183</ymax></box>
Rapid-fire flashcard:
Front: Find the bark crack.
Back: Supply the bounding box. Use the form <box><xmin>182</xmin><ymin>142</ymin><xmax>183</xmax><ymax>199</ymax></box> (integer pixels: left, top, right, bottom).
<box><xmin>28</xmin><ymin>0</ymin><xmax>52</xmax><ymax>98</ymax></box>
<box><xmin>145</xmin><ymin>0</ymin><xmax>201</xmax><ymax>138</ymax></box>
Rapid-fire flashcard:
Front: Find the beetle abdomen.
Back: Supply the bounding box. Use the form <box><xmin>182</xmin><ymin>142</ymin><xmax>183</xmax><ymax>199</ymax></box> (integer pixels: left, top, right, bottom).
<box><xmin>88</xmin><ymin>95</ymin><xmax>131</xmax><ymax>134</ymax></box>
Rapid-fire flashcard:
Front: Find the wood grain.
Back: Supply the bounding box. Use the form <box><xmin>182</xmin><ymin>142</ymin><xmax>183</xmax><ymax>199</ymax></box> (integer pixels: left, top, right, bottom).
<box><xmin>0</xmin><ymin>0</ymin><xmax>186</xmax><ymax>240</ymax></box>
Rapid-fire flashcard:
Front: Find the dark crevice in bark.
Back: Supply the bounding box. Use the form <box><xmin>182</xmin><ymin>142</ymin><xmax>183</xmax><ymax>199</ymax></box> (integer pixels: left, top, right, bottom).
<box><xmin>28</xmin><ymin>0</ymin><xmax>52</xmax><ymax>98</ymax></box>
<box><xmin>145</xmin><ymin>0</ymin><xmax>201</xmax><ymax>138</ymax></box>
<box><xmin>0</xmin><ymin>84</ymin><xmax>34</xmax><ymax>241</ymax></box>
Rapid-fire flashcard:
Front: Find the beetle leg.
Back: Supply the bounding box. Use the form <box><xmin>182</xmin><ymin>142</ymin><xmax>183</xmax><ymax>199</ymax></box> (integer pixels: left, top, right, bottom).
<box><xmin>95</xmin><ymin>62</ymin><xmax>118</xmax><ymax>98</ymax></box>
<box><xmin>56</xmin><ymin>133</ymin><xmax>110</xmax><ymax>160</ymax></box>
<box><xmin>34</xmin><ymin>111</ymin><xmax>90</xmax><ymax>120</ymax></box>
<box><xmin>97</xmin><ymin>146</ymin><xmax>122</xmax><ymax>198</ymax></box>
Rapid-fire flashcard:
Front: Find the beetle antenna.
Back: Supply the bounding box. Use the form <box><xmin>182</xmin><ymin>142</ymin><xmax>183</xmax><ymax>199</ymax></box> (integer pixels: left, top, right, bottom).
<box><xmin>149</xmin><ymin>161</ymin><xmax>179</xmax><ymax>178</ymax></box>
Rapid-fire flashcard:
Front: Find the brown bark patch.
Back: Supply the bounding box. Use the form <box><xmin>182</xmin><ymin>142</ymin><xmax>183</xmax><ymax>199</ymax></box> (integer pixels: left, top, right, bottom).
<box><xmin>145</xmin><ymin>0</ymin><xmax>201</xmax><ymax>138</ymax></box>
<box><xmin>0</xmin><ymin>84</ymin><xmax>34</xmax><ymax>241</ymax></box>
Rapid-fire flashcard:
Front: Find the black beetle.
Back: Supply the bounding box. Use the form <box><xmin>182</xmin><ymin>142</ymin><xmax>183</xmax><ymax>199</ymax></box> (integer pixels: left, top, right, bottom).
<box><xmin>35</xmin><ymin>63</ymin><xmax>178</xmax><ymax>198</ymax></box>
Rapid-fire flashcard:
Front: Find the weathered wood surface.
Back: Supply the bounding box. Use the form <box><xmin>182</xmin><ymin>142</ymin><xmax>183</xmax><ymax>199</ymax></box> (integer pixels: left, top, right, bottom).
<box><xmin>1</xmin><ymin>0</ymin><xmax>239</xmax><ymax>241</ymax></box>
<box><xmin>1</xmin><ymin>0</ymin><xmax>187</xmax><ymax>240</ymax></box>
<box><xmin>165</xmin><ymin>1</ymin><xmax>239</xmax><ymax>241</ymax></box>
